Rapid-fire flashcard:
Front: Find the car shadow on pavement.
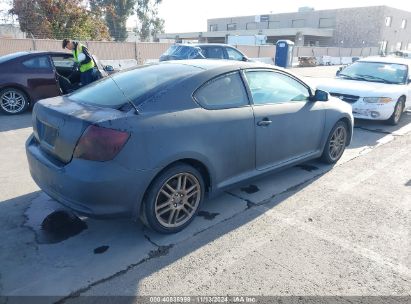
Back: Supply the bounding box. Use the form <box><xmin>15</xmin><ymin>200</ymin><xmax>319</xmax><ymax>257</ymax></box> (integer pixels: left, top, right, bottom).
<box><xmin>0</xmin><ymin>112</ymin><xmax>32</xmax><ymax>132</ymax></box>
<box><xmin>0</xmin><ymin>164</ymin><xmax>326</xmax><ymax>299</ymax></box>
<box><xmin>348</xmin><ymin>111</ymin><xmax>411</xmax><ymax>151</ymax></box>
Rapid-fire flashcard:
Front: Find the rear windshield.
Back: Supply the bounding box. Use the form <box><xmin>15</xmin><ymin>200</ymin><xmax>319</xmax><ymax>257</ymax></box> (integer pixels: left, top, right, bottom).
<box><xmin>69</xmin><ymin>63</ymin><xmax>201</xmax><ymax>107</ymax></box>
<box><xmin>164</xmin><ymin>45</ymin><xmax>202</xmax><ymax>59</ymax></box>
<box><xmin>0</xmin><ymin>52</ymin><xmax>28</xmax><ymax>64</ymax></box>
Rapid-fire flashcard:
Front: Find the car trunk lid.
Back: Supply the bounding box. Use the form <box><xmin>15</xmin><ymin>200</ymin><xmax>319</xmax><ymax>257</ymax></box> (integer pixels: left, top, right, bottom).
<box><xmin>33</xmin><ymin>96</ymin><xmax>127</xmax><ymax>164</ymax></box>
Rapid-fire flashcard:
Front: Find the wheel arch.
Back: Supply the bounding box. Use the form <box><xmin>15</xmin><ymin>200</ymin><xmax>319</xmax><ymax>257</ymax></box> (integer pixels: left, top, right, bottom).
<box><xmin>338</xmin><ymin>116</ymin><xmax>353</xmax><ymax>146</ymax></box>
<box><xmin>136</xmin><ymin>158</ymin><xmax>212</xmax><ymax>220</ymax></box>
<box><xmin>398</xmin><ymin>95</ymin><xmax>406</xmax><ymax>108</ymax></box>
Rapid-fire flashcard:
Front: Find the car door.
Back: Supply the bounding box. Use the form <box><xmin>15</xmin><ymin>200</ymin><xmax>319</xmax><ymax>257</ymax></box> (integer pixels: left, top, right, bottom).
<box><xmin>51</xmin><ymin>54</ymin><xmax>81</xmax><ymax>84</ymax></box>
<box><xmin>243</xmin><ymin>69</ymin><xmax>325</xmax><ymax>170</ymax></box>
<box><xmin>193</xmin><ymin>71</ymin><xmax>255</xmax><ymax>185</ymax></box>
<box><xmin>21</xmin><ymin>55</ymin><xmax>61</xmax><ymax>101</ymax></box>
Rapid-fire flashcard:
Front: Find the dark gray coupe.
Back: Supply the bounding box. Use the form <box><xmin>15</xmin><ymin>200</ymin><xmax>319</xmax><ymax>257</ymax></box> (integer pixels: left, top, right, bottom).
<box><xmin>26</xmin><ymin>60</ymin><xmax>353</xmax><ymax>233</ymax></box>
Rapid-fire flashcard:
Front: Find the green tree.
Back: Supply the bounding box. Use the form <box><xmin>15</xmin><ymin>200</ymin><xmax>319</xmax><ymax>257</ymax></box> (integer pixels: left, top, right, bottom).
<box><xmin>89</xmin><ymin>0</ymin><xmax>136</xmax><ymax>42</ymax></box>
<box><xmin>136</xmin><ymin>0</ymin><xmax>164</xmax><ymax>42</ymax></box>
<box><xmin>11</xmin><ymin>0</ymin><xmax>110</xmax><ymax>40</ymax></box>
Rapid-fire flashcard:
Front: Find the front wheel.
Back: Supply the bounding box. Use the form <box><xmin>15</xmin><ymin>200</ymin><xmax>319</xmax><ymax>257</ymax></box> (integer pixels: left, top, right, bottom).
<box><xmin>0</xmin><ymin>88</ymin><xmax>30</xmax><ymax>115</ymax></box>
<box><xmin>321</xmin><ymin>121</ymin><xmax>348</xmax><ymax>164</ymax></box>
<box><xmin>142</xmin><ymin>163</ymin><xmax>205</xmax><ymax>234</ymax></box>
<box><xmin>386</xmin><ymin>98</ymin><xmax>404</xmax><ymax>126</ymax></box>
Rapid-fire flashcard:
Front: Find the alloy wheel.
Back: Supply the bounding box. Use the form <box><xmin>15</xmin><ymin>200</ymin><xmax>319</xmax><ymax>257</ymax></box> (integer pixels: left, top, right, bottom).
<box><xmin>328</xmin><ymin>125</ymin><xmax>347</xmax><ymax>162</ymax></box>
<box><xmin>154</xmin><ymin>172</ymin><xmax>201</xmax><ymax>228</ymax></box>
<box><xmin>0</xmin><ymin>89</ymin><xmax>27</xmax><ymax>114</ymax></box>
<box><xmin>393</xmin><ymin>101</ymin><xmax>404</xmax><ymax>124</ymax></box>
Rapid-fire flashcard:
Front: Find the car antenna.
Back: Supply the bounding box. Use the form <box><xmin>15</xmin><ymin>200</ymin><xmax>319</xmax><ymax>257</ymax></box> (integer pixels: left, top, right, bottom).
<box><xmin>109</xmin><ymin>76</ymin><xmax>140</xmax><ymax>114</ymax></box>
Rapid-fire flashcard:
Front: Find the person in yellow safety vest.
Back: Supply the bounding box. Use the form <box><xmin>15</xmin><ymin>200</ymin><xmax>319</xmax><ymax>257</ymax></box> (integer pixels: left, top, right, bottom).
<box><xmin>62</xmin><ymin>39</ymin><xmax>96</xmax><ymax>86</ymax></box>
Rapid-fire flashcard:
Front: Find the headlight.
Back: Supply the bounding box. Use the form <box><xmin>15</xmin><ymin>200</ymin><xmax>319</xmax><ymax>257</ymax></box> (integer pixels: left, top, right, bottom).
<box><xmin>363</xmin><ymin>97</ymin><xmax>392</xmax><ymax>103</ymax></box>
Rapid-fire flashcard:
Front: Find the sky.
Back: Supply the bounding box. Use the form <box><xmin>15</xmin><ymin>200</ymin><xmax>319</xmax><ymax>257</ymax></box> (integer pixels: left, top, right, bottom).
<box><xmin>151</xmin><ymin>0</ymin><xmax>411</xmax><ymax>33</ymax></box>
<box><xmin>1</xmin><ymin>0</ymin><xmax>411</xmax><ymax>33</ymax></box>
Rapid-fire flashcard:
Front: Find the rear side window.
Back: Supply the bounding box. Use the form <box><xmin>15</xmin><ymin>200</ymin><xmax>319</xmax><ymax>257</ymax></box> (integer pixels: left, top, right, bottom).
<box><xmin>22</xmin><ymin>56</ymin><xmax>51</xmax><ymax>69</ymax></box>
<box><xmin>202</xmin><ymin>47</ymin><xmax>225</xmax><ymax>59</ymax></box>
<box><xmin>194</xmin><ymin>72</ymin><xmax>249</xmax><ymax>109</ymax></box>
<box><xmin>69</xmin><ymin>63</ymin><xmax>201</xmax><ymax>107</ymax></box>
<box><xmin>51</xmin><ymin>56</ymin><xmax>75</xmax><ymax>68</ymax></box>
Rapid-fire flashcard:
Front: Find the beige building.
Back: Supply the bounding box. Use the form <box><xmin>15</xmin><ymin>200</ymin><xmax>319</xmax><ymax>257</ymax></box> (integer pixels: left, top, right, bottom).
<box><xmin>158</xmin><ymin>6</ymin><xmax>411</xmax><ymax>52</ymax></box>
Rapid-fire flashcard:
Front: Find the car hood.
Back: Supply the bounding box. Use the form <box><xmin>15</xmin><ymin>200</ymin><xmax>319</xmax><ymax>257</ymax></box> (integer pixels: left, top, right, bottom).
<box><xmin>308</xmin><ymin>77</ymin><xmax>405</xmax><ymax>97</ymax></box>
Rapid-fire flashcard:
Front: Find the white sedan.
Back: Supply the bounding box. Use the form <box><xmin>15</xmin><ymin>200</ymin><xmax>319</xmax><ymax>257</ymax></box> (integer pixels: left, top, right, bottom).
<box><xmin>315</xmin><ymin>57</ymin><xmax>411</xmax><ymax>125</ymax></box>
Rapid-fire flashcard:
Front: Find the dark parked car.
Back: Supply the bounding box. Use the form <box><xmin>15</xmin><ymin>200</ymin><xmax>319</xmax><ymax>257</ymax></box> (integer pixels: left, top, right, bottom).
<box><xmin>26</xmin><ymin>60</ymin><xmax>353</xmax><ymax>234</ymax></box>
<box><xmin>0</xmin><ymin>51</ymin><xmax>114</xmax><ymax>115</ymax></box>
<box><xmin>159</xmin><ymin>43</ymin><xmax>250</xmax><ymax>62</ymax></box>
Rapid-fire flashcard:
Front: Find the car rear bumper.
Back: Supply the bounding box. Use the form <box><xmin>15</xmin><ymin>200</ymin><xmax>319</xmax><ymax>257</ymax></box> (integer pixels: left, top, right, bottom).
<box><xmin>26</xmin><ymin>134</ymin><xmax>156</xmax><ymax>219</ymax></box>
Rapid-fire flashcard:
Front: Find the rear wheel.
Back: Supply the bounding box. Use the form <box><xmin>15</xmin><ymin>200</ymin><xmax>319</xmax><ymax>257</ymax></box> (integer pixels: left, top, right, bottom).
<box><xmin>321</xmin><ymin>121</ymin><xmax>348</xmax><ymax>164</ymax></box>
<box><xmin>142</xmin><ymin>163</ymin><xmax>204</xmax><ymax>234</ymax></box>
<box><xmin>386</xmin><ymin>98</ymin><xmax>404</xmax><ymax>126</ymax></box>
<box><xmin>0</xmin><ymin>88</ymin><xmax>29</xmax><ymax>115</ymax></box>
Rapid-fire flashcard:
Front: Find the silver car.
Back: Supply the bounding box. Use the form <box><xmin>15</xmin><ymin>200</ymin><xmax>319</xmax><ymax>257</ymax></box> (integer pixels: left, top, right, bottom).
<box><xmin>26</xmin><ymin>60</ymin><xmax>353</xmax><ymax>233</ymax></box>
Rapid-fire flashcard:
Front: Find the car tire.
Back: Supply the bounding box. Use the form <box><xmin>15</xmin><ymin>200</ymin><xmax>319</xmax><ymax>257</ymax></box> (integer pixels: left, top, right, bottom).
<box><xmin>142</xmin><ymin>163</ymin><xmax>205</xmax><ymax>234</ymax></box>
<box><xmin>320</xmin><ymin>120</ymin><xmax>348</xmax><ymax>164</ymax></box>
<box><xmin>386</xmin><ymin>98</ymin><xmax>404</xmax><ymax>126</ymax></box>
<box><xmin>0</xmin><ymin>87</ymin><xmax>30</xmax><ymax>115</ymax></box>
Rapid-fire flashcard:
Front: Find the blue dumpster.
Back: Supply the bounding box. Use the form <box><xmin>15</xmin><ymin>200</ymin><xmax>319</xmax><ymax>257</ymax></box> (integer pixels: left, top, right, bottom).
<box><xmin>275</xmin><ymin>40</ymin><xmax>295</xmax><ymax>68</ymax></box>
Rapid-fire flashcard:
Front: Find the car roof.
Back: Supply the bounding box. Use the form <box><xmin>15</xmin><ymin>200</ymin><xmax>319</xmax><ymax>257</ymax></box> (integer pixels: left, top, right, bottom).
<box><xmin>0</xmin><ymin>51</ymin><xmax>71</xmax><ymax>61</ymax></box>
<box><xmin>159</xmin><ymin>59</ymin><xmax>277</xmax><ymax>71</ymax></box>
<box><xmin>172</xmin><ymin>43</ymin><xmax>237</xmax><ymax>48</ymax></box>
<box><xmin>28</xmin><ymin>51</ymin><xmax>71</xmax><ymax>56</ymax></box>
<box><xmin>194</xmin><ymin>43</ymin><xmax>236</xmax><ymax>48</ymax></box>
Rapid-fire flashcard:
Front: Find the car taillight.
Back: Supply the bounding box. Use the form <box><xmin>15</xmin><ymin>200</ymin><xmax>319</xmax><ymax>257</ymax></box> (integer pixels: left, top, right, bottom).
<box><xmin>73</xmin><ymin>125</ymin><xmax>130</xmax><ymax>161</ymax></box>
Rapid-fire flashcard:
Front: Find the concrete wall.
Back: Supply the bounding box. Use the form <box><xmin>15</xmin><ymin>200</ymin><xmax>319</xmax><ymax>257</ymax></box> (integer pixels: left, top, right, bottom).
<box><xmin>332</xmin><ymin>6</ymin><xmax>384</xmax><ymax>48</ymax></box>
<box><xmin>0</xmin><ymin>38</ymin><xmax>379</xmax><ymax>65</ymax></box>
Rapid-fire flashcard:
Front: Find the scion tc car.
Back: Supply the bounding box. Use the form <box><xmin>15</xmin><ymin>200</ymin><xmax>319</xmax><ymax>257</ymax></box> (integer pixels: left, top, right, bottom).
<box><xmin>0</xmin><ymin>51</ymin><xmax>114</xmax><ymax>115</ymax></box>
<box><xmin>315</xmin><ymin>57</ymin><xmax>411</xmax><ymax>125</ymax></box>
<box><xmin>26</xmin><ymin>60</ymin><xmax>353</xmax><ymax>234</ymax></box>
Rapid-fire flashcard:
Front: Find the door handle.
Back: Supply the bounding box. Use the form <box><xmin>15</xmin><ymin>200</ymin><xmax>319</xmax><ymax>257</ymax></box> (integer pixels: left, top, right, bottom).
<box><xmin>257</xmin><ymin>118</ymin><xmax>272</xmax><ymax>127</ymax></box>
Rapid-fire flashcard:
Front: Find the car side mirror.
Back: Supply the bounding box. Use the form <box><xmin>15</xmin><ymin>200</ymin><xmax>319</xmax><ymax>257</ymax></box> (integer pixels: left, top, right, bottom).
<box><xmin>336</xmin><ymin>67</ymin><xmax>343</xmax><ymax>76</ymax></box>
<box><xmin>104</xmin><ymin>65</ymin><xmax>114</xmax><ymax>72</ymax></box>
<box><xmin>242</xmin><ymin>56</ymin><xmax>248</xmax><ymax>62</ymax></box>
<box><xmin>408</xmin><ymin>78</ymin><xmax>411</xmax><ymax>84</ymax></box>
<box><xmin>312</xmin><ymin>89</ymin><xmax>329</xmax><ymax>102</ymax></box>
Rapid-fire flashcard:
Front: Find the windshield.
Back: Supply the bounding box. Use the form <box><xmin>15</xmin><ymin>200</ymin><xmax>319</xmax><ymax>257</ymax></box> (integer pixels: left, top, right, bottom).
<box><xmin>69</xmin><ymin>63</ymin><xmax>201</xmax><ymax>107</ymax></box>
<box><xmin>338</xmin><ymin>61</ymin><xmax>408</xmax><ymax>84</ymax></box>
<box><xmin>164</xmin><ymin>45</ymin><xmax>203</xmax><ymax>59</ymax></box>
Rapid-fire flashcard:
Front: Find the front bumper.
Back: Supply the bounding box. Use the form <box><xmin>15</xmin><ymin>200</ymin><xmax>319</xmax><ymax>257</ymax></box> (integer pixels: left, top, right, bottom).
<box><xmin>26</xmin><ymin>135</ymin><xmax>156</xmax><ymax>218</ymax></box>
<box><xmin>350</xmin><ymin>99</ymin><xmax>396</xmax><ymax>121</ymax></box>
